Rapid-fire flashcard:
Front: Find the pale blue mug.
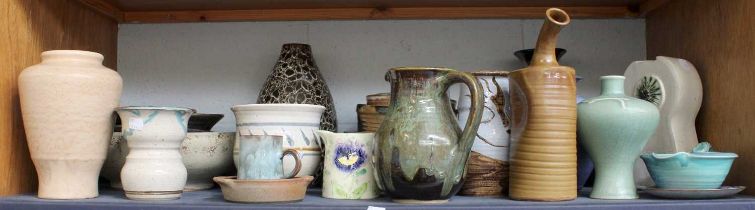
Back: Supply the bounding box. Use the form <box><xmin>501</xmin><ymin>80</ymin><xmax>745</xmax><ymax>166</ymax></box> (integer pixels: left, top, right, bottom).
<box><xmin>238</xmin><ymin>134</ymin><xmax>302</xmax><ymax>180</ymax></box>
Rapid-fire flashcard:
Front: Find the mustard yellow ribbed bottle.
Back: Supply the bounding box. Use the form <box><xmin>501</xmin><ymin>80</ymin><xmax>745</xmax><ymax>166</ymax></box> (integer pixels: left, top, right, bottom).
<box><xmin>507</xmin><ymin>8</ymin><xmax>577</xmax><ymax>201</ymax></box>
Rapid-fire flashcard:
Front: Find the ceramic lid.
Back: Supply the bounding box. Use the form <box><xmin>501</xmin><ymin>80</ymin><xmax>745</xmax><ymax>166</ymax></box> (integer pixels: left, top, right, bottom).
<box><xmin>366</xmin><ymin>93</ymin><xmax>390</xmax><ymax>106</ymax></box>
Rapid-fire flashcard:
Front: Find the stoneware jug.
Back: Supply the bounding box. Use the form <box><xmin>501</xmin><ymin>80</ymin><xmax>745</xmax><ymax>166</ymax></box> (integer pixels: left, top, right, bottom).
<box><xmin>374</xmin><ymin>67</ymin><xmax>483</xmax><ymax>203</ymax></box>
<box><xmin>116</xmin><ymin>106</ymin><xmax>194</xmax><ymax>200</ymax></box>
<box><xmin>317</xmin><ymin>130</ymin><xmax>379</xmax><ymax>199</ymax></box>
<box><xmin>237</xmin><ymin>134</ymin><xmax>302</xmax><ymax>180</ymax></box>
<box><xmin>19</xmin><ymin>50</ymin><xmax>122</xmax><ymax>199</ymax></box>
<box><xmin>456</xmin><ymin>70</ymin><xmax>511</xmax><ymax>196</ymax></box>
<box><xmin>507</xmin><ymin>8</ymin><xmax>578</xmax><ymax>201</ymax></box>
<box><xmin>624</xmin><ymin>56</ymin><xmax>702</xmax><ymax>187</ymax></box>
<box><xmin>578</xmin><ymin>76</ymin><xmax>660</xmax><ymax>199</ymax></box>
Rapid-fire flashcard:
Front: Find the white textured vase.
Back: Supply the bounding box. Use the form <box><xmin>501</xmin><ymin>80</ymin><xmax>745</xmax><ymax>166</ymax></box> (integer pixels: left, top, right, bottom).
<box><xmin>624</xmin><ymin>56</ymin><xmax>702</xmax><ymax>187</ymax></box>
<box><xmin>116</xmin><ymin>107</ymin><xmax>194</xmax><ymax>200</ymax></box>
<box><xmin>231</xmin><ymin>104</ymin><xmax>325</xmax><ymax>177</ymax></box>
<box><xmin>19</xmin><ymin>50</ymin><xmax>122</xmax><ymax>199</ymax></box>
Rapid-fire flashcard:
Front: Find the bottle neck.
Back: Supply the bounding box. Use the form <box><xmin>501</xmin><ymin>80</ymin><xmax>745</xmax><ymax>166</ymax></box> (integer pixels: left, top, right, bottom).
<box><xmin>40</xmin><ymin>50</ymin><xmax>104</xmax><ymax>66</ymax></box>
<box><xmin>600</xmin><ymin>76</ymin><xmax>626</xmax><ymax>96</ymax></box>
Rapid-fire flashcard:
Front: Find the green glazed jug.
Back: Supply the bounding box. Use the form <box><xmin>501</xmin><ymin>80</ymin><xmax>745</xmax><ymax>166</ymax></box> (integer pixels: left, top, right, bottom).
<box><xmin>374</xmin><ymin>67</ymin><xmax>483</xmax><ymax>203</ymax></box>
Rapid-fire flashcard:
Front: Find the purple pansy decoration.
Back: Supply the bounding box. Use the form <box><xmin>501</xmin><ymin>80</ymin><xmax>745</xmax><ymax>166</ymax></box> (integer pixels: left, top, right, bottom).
<box><xmin>333</xmin><ymin>143</ymin><xmax>367</xmax><ymax>173</ymax></box>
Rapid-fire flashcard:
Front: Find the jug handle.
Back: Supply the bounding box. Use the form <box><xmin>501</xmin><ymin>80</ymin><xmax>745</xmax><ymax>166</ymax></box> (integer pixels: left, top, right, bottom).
<box><xmin>445</xmin><ymin>71</ymin><xmax>484</xmax><ymax>151</ymax></box>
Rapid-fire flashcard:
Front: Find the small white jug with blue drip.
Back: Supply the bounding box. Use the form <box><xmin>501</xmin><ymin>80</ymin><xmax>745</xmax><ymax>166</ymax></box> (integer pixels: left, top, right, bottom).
<box><xmin>116</xmin><ymin>106</ymin><xmax>194</xmax><ymax>200</ymax></box>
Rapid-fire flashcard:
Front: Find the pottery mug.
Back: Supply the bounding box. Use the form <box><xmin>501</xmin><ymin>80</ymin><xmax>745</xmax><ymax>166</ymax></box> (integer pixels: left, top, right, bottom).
<box><xmin>238</xmin><ymin>133</ymin><xmax>302</xmax><ymax>180</ymax></box>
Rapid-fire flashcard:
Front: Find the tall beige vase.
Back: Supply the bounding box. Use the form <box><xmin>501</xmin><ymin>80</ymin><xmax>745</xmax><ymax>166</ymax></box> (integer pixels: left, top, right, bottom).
<box><xmin>508</xmin><ymin>8</ymin><xmax>578</xmax><ymax>201</ymax></box>
<box><xmin>19</xmin><ymin>50</ymin><xmax>123</xmax><ymax>199</ymax></box>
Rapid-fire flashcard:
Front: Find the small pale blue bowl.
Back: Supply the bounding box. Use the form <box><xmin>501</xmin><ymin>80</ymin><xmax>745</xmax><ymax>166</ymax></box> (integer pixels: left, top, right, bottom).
<box><xmin>640</xmin><ymin>142</ymin><xmax>737</xmax><ymax>189</ymax></box>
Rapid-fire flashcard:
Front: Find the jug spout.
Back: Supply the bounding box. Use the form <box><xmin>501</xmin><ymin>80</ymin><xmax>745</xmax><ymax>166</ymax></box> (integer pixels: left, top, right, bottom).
<box><xmin>531</xmin><ymin>8</ymin><xmax>571</xmax><ymax>66</ymax></box>
<box><xmin>316</xmin><ymin>130</ymin><xmax>334</xmax><ymax>144</ymax></box>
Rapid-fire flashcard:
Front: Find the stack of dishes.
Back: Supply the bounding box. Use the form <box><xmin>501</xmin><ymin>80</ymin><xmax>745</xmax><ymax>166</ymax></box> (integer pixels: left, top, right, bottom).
<box><xmin>357</xmin><ymin>93</ymin><xmax>390</xmax><ymax>132</ymax></box>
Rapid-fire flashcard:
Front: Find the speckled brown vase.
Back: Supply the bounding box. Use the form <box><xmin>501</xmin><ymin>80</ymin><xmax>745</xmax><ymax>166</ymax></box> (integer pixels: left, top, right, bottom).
<box><xmin>257</xmin><ymin>43</ymin><xmax>337</xmax><ymax>132</ymax></box>
<box><xmin>507</xmin><ymin>8</ymin><xmax>578</xmax><ymax>201</ymax></box>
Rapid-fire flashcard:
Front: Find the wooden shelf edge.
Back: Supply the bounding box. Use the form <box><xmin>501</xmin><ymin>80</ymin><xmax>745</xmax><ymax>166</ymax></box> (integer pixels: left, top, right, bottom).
<box><xmin>637</xmin><ymin>0</ymin><xmax>671</xmax><ymax>17</ymax></box>
<box><xmin>77</xmin><ymin>0</ymin><xmax>124</xmax><ymax>22</ymax></box>
<box><xmin>119</xmin><ymin>6</ymin><xmax>638</xmax><ymax>23</ymax></box>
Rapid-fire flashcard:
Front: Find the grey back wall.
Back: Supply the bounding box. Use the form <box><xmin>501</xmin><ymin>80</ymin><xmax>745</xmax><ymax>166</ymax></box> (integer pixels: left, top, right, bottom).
<box><xmin>118</xmin><ymin>19</ymin><xmax>645</xmax><ymax>132</ymax></box>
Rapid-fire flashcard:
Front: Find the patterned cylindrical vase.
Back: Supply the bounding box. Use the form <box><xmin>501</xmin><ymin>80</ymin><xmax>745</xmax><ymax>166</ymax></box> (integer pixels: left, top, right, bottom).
<box><xmin>457</xmin><ymin>71</ymin><xmax>510</xmax><ymax>196</ymax></box>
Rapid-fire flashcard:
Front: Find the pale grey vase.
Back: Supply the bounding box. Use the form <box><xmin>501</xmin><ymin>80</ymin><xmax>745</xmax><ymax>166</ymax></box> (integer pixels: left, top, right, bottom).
<box><xmin>577</xmin><ymin>76</ymin><xmax>660</xmax><ymax>199</ymax></box>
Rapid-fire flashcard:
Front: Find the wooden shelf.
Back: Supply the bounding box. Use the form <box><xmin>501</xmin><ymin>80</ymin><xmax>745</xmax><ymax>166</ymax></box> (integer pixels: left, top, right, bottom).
<box><xmin>77</xmin><ymin>0</ymin><xmax>670</xmax><ymax>23</ymax></box>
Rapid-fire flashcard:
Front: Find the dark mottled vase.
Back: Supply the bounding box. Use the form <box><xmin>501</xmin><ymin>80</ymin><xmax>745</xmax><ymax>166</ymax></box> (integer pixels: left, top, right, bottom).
<box><xmin>374</xmin><ymin>67</ymin><xmax>483</xmax><ymax>203</ymax></box>
<box><xmin>257</xmin><ymin>43</ymin><xmax>337</xmax><ymax>131</ymax></box>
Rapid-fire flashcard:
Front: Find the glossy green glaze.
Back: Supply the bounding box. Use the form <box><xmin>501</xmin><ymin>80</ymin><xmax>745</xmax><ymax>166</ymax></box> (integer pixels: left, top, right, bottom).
<box><xmin>641</xmin><ymin>142</ymin><xmax>737</xmax><ymax>189</ymax></box>
<box><xmin>577</xmin><ymin>76</ymin><xmax>659</xmax><ymax>199</ymax></box>
<box><xmin>374</xmin><ymin>67</ymin><xmax>483</xmax><ymax>202</ymax></box>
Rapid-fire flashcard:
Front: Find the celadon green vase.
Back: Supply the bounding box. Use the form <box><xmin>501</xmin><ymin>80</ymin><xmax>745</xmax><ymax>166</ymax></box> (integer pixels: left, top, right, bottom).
<box><xmin>577</xmin><ymin>75</ymin><xmax>660</xmax><ymax>199</ymax></box>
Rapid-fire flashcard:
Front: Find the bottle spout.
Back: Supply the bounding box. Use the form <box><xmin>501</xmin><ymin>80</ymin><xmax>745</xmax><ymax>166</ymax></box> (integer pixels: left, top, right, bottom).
<box><xmin>531</xmin><ymin>8</ymin><xmax>571</xmax><ymax>67</ymax></box>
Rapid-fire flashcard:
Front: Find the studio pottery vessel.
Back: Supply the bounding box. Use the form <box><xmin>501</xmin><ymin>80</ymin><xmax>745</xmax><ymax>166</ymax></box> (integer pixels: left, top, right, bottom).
<box><xmin>641</xmin><ymin>142</ymin><xmax>737</xmax><ymax>189</ymax></box>
<box><xmin>624</xmin><ymin>56</ymin><xmax>702</xmax><ymax>188</ymax></box>
<box><xmin>578</xmin><ymin>76</ymin><xmax>660</xmax><ymax>199</ymax></box>
<box><xmin>257</xmin><ymin>43</ymin><xmax>337</xmax><ymax>131</ymax></box>
<box><xmin>231</xmin><ymin>104</ymin><xmax>325</xmax><ymax>177</ymax></box>
<box><xmin>116</xmin><ymin>106</ymin><xmax>194</xmax><ymax>200</ymax></box>
<box><xmin>507</xmin><ymin>8</ymin><xmax>578</xmax><ymax>201</ymax></box>
<box><xmin>214</xmin><ymin>176</ymin><xmax>314</xmax><ymax>203</ymax></box>
<box><xmin>19</xmin><ymin>50</ymin><xmax>122</xmax><ymax>199</ymax></box>
<box><xmin>456</xmin><ymin>70</ymin><xmax>510</xmax><ymax>196</ymax></box>
<box><xmin>102</xmin><ymin>132</ymin><xmax>236</xmax><ymax>191</ymax></box>
<box><xmin>317</xmin><ymin>131</ymin><xmax>379</xmax><ymax>199</ymax></box>
<box><xmin>374</xmin><ymin>67</ymin><xmax>483</xmax><ymax>203</ymax></box>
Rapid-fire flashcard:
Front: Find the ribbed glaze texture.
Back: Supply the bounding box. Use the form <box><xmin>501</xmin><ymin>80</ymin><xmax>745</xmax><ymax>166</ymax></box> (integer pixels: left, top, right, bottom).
<box><xmin>508</xmin><ymin>66</ymin><xmax>577</xmax><ymax>201</ymax></box>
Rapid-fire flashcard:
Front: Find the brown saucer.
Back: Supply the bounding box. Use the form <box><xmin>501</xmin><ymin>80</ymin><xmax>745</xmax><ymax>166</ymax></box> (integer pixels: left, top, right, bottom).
<box><xmin>213</xmin><ymin>176</ymin><xmax>313</xmax><ymax>203</ymax></box>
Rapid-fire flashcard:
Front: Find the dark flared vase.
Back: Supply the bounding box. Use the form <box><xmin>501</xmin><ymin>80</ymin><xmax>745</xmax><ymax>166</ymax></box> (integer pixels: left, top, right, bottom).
<box><xmin>257</xmin><ymin>43</ymin><xmax>338</xmax><ymax>131</ymax></box>
<box><xmin>575</xmin><ymin>76</ymin><xmax>594</xmax><ymax>191</ymax></box>
<box><xmin>513</xmin><ymin>48</ymin><xmax>567</xmax><ymax>66</ymax></box>
<box><xmin>577</xmin><ymin>141</ymin><xmax>594</xmax><ymax>191</ymax></box>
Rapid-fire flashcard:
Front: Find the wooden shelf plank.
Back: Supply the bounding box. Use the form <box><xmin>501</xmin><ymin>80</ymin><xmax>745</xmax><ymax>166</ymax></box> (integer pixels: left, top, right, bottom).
<box><xmin>646</xmin><ymin>0</ymin><xmax>755</xmax><ymax>195</ymax></box>
<box><xmin>122</xmin><ymin>6</ymin><xmax>637</xmax><ymax>23</ymax></box>
<box><xmin>77</xmin><ymin>0</ymin><xmax>125</xmax><ymax>22</ymax></box>
<box><xmin>0</xmin><ymin>0</ymin><xmax>118</xmax><ymax>196</ymax></box>
<box><xmin>73</xmin><ymin>0</ymin><xmax>676</xmax><ymax>22</ymax></box>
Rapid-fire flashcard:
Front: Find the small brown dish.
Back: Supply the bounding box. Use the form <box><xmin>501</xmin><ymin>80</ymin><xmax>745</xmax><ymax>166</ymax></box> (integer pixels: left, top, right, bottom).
<box><xmin>213</xmin><ymin>176</ymin><xmax>313</xmax><ymax>203</ymax></box>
